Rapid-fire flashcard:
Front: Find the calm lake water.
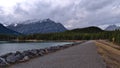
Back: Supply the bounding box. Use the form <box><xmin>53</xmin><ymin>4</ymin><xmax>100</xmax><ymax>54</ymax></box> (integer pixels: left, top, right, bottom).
<box><xmin>0</xmin><ymin>41</ymin><xmax>73</xmax><ymax>55</ymax></box>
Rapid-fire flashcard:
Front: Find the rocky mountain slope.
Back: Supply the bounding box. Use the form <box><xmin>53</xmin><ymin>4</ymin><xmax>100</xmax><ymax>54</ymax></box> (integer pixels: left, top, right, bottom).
<box><xmin>0</xmin><ymin>23</ymin><xmax>20</xmax><ymax>35</ymax></box>
<box><xmin>7</xmin><ymin>19</ymin><xmax>67</xmax><ymax>34</ymax></box>
<box><xmin>105</xmin><ymin>25</ymin><xmax>120</xmax><ymax>31</ymax></box>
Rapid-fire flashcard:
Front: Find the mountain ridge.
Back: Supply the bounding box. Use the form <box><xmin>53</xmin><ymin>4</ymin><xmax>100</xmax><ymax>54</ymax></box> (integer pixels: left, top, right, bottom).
<box><xmin>7</xmin><ymin>19</ymin><xmax>67</xmax><ymax>34</ymax></box>
<box><xmin>0</xmin><ymin>23</ymin><xmax>20</xmax><ymax>35</ymax></box>
<box><xmin>67</xmin><ymin>26</ymin><xmax>103</xmax><ymax>33</ymax></box>
<box><xmin>105</xmin><ymin>25</ymin><xmax>120</xmax><ymax>31</ymax></box>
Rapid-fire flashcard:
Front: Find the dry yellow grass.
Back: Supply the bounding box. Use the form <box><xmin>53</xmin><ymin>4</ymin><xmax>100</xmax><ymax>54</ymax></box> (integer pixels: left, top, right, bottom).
<box><xmin>95</xmin><ymin>41</ymin><xmax>120</xmax><ymax>68</ymax></box>
<box><xmin>97</xmin><ymin>40</ymin><xmax>120</xmax><ymax>50</ymax></box>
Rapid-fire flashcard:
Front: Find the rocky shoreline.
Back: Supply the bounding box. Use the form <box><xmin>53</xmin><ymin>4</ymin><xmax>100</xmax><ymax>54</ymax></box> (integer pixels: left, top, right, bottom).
<box><xmin>0</xmin><ymin>41</ymin><xmax>84</xmax><ymax>67</ymax></box>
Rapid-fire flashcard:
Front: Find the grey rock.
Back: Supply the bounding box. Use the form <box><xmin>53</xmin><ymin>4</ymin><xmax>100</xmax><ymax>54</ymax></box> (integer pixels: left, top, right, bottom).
<box><xmin>6</xmin><ymin>54</ymin><xmax>16</xmax><ymax>63</ymax></box>
<box><xmin>1</xmin><ymin>53</ymin><xmax>13</xmax><ymax>59</ymax></box>
<box><xmin>47</xmin><ymin>46</ymin><xmax>60</xmax><ymax>52</ymax></box>
<box><xmin>6</xmin><ymin>52</ymin><xmax>24</xmax><ymax>63</ymax></box>
<box><xmin>22</xmin><ymin>51</ymin><xmax>32</xmax><ymax>58</ymax></box>
<box><xmin>15</xmin><ymin>51</ymin><xmax>24</xmax><ymax>61</ymax></box>
<box><xmin>43</xmin><ymin>49</ymin><xmax>48</xmax><ymax>54</ymax></box>
<box><xmin>38</xmin><ymin>49</ymin><xmax>45</xmax><ymax>56</ymax></box>
<box><xmin>0</xmin><ymin>57</ymin><xmax>9</xmax><ymax>66</ymax></box>
<box><xmin>20</xmin><ymin>56</ymin><xmax>30</xmax><ymax>62</ymax></box>
<box><xmin>30</xmin><ymin>49</ymin><xmax>39</xmax><ymax>56</ymax></box>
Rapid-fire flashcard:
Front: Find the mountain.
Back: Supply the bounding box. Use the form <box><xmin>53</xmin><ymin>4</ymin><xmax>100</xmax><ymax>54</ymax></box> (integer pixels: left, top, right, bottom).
<box><xmin>0</xmin><ymin>23</ymin><xmax>20</xmax><ymax>35</ymax></box>
<box><xmin>7</xmin><ymin>19</ymin><xmax>67</xmax><ymax>34</ymax></box>
<box><xmin>105</xmin><ymin>25</ymin><xmax>120</xmax><ymax>31</ymax></box>
<box><xmin>67</xmin><ymin>26</ymin><xmax>103</xmax><ymax>33</ymax></box>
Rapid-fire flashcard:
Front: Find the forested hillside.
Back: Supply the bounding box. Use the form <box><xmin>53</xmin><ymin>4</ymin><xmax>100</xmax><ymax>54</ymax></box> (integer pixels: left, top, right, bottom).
<box><xmin>0</xmin><ymin>26</ymin><xmax>120</xmax><ymax>45</ymax></box>
<box><xmin>17</xmin><ymin>27</ymin><xmax>120</xmax><ymax>45</ymax></box>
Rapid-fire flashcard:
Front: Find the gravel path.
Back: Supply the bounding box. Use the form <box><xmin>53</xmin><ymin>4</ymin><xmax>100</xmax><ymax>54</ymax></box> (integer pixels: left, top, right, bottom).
<box><xmin>9</xmin><ymin>41</ymin><xmax>106</xmax><ymax>68</ymax></box>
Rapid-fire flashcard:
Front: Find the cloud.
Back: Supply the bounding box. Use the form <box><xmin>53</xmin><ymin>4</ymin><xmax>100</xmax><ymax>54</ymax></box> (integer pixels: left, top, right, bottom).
<box><xmin>0</xmin><ymin>0</ymin><xmax>120</xmax><ymax>29</ymax></box>
<box><xmin>80</xmin><ymin>0</ymin><xmax>114</xmax><ymax>11</ymax></box>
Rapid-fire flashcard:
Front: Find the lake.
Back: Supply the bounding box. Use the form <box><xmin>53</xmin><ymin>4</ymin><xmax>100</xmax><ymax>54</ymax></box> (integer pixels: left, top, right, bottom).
<box><xmin>0</xmin><ymin>41</ymin><xmax>73</xmax><ymax>55</ymax></box>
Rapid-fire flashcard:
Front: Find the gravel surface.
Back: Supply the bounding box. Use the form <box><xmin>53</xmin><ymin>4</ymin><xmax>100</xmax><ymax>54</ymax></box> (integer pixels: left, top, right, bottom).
<box><xmin>9</xmin><ymin>41</ymin><xmax>106</xmax><ymax>68</ymax></box>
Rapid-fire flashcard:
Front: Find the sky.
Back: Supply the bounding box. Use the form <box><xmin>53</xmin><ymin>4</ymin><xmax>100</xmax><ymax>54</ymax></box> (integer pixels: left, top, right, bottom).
<box><xmin>0</xmin><ymin>0</ymin><xmax>120</xmax><ymax>29</ymax></box>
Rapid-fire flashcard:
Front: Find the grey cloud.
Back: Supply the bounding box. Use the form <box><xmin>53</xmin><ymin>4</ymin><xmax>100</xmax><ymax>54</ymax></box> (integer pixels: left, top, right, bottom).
<box><xmin>64</xmin><ymin>0</ymin><xmax>120</xmax><ymax>29</ymax></box>
<box><xmin>14</xmin><ymin>4</ymin><xmax>29</xmax><ymax>16</ymax></box>
<box><xmin>80</xmin><ymin>0</ymin><xmax>115</xmax><ymax>11</ymax></box>
<box><xmin>0</xmin><ymin>0</ymin><xmax>120</xmax><ymax>29</ymax></box>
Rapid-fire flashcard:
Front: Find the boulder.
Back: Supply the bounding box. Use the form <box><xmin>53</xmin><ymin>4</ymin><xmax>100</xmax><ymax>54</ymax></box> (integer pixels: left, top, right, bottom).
<box><xmin>6</xmin><ymin>54</ymin><xmax>17</xmax><ymax>63</ymax></box>
<box><xmin>20</xmin><ymin>56</ymin><xmax>30</xmax><ymax>62</ymax></box>
<box><xmin>22</xmin><ymin>50</ymin><xmax>36</xmax><ymax>58</ymax></box>
<box><xmin>6</xmin><ymin>52</ymin><xmax>24</xmax><ymax>63</ymax></box>
<box><xmin>1</xmin><ymin>53</ymin><xmax>13</xmax><ymax>59</ymax></box>
<box><xmin>30</xmin><ymin>49</ymin><xmax>39</xmax><ymax>56</ymax></box>
<box><xmin>47</xmin><ymin>46</ymin><xmax>60</xmax><ymax>52</ymax></box>
<box><xmin>14</xmin><ymin>51</ymin><xmax>24</xmax><ymax>61</ymax></box>
<box><xmin>0</xmin><ymin>57</ymin><xmax>9</xmax><ymax>66</ymax></box>
<box><xmin>38</xmin><ymin>49</ymin><xmax>45</xmax><ymax>56</ymax></box>
<box><xmin>43</xmin><ymin>49</ymin><xmax>48</xmax><ymax>54</ymax></box>
<box><xmin>22</xmin><ymin>51</ymin><xmax>31</xmax><ymax>58</ymax></box>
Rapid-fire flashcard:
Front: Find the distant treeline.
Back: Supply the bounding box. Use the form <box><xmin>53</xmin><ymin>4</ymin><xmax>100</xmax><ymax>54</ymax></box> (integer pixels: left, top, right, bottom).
<box><xmin>0</xmin><ymin>34</ymin><xmax>16</xmax><ymax>41</ymax></box>
<box><xmin>18</xmin><ymin>31</ymin><xmax>120</xmax><ymax>42</ymax></box>
<box><xmin>0</xmin><ymin>27</ymin><xmax>120</xmax><ymax>45</ymax></box>
<box><xmin>17</xmin><ymin>27</ymin><xmax>120</xmax><ymax>45</ymax></box>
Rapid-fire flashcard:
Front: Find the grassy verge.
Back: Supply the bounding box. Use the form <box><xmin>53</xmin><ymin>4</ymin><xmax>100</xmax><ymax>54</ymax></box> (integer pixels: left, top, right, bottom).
<box><xmin>95</xmin><ymin>41</ymin><xmax>120</xmax><ymax>68</ymax></box>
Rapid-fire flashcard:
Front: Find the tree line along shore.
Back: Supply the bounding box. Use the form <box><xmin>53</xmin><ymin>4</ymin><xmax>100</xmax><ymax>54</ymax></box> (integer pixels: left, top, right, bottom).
<box><xmin>0</xmin><ymin>30</ymin><xmax>120</xmax><ymax>46</ymax></box>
